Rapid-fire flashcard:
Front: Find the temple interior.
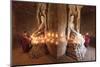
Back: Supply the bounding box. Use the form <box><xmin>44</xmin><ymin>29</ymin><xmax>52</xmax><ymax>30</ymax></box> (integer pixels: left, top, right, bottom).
<box><xmin>12</xmin><ymin>1</ymin><xmax>96</xmax><ymax>66</ymax></box>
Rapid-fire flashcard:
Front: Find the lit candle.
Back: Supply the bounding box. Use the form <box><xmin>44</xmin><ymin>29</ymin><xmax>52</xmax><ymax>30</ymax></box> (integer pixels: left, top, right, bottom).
<box><xmin>55</xmin><ymin>33</ymin><xmax>58</xmax><ymax>38</ymax></box>
<box><xmin>47</xmin><ymin>32</ymin><xmax>51</xmax><ymax>37</ymax></box>
<box><xmin>33</xmin><ymin>40</ymin><xmax>38</xmax><ymax>44</ymax></box>
<box><xmin>51</xmin><ymin>33</ymin><xmax>54</xmax><ymax>37</ymax></box>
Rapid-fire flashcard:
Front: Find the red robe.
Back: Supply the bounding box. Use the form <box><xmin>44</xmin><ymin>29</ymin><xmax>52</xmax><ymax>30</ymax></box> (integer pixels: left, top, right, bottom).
<box><xmin>84</xmin><ymin>35</ymin><xmax>90</xmax><ymax>47</ymax></box>
<box><xmin>20</xmin><ymin>35</ymin><xmax>31</xmax><ymax>52</ymax></box>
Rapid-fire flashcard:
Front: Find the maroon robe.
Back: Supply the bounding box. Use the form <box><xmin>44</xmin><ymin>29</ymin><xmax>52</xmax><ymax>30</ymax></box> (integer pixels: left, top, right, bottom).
<box><xmin>84</xmin><ymin>35</ymin><xmax>90</xmax><ymax>47</ymax></box>
<box><xmin>20</xmin><ymin>35</ymin><xmax>31</xmax><ymax>52</ymax></box>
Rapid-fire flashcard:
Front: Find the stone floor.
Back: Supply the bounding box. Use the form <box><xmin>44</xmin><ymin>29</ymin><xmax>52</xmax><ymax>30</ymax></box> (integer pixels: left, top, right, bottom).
<box><xmin>82</xmin><ymin>45</ymin><xmax>96</xmax><ymax>61</ymax></box>
<box><xmin>12</xmin><ymin>44</ymin><xmax>96</xmax><ymax>66</ymax></box>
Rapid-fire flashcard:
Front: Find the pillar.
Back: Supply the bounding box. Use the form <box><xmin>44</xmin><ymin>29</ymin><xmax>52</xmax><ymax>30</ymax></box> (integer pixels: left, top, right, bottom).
<box><xmin>46</xmin><ymin>4</ymin><xmax>67</xmax><ymax>58</ymax></box>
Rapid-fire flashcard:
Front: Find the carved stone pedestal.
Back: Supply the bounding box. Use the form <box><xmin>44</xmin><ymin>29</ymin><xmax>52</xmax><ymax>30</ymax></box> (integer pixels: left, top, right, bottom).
<box><xmin>67</xmin><ymin>40</ymin><xmax>87</xmax><ymax>61</ymax></box>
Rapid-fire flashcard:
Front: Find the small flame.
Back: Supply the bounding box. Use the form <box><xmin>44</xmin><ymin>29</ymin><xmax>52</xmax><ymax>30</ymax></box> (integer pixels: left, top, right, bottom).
<box><xmin>51</xmin><ymin>33</ymin><xmax>54</xmax><ymax>37</ymax></box>
<box><xmin>55</xmin><ymin>33</ymin><xmax>58</xmax><ymax>38</ymax></box>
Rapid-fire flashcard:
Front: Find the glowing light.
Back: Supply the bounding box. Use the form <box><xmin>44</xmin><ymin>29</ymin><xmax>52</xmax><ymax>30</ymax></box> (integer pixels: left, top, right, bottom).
<box><xmin>35</xmin><ymin>37</ymin><xmax>38</xmax><ymax>40</ymax></box>
<box><xmin>31</xmin><ymin>33</ymin><xmax>35</xmax><ymax>37</ymax></box>
<box><xmin>31</xmin><ymin>32</ymin><xmax>67</xmax><ymax>44</ymax></box>
<box><xmin>51</xmin><ymin>33</ymin><xmax>54</xmax><ymax>37</ymax></box>
<box><xmin>60</xmin><ymin>33</ymin><xmax>64</xmax><ymax>37</ymax></box>
<box><xmin>55</xmin><ymin>41</ymin><xmax>59</xmax><ymax>45</ymax></box>
<box><xmin>46</xmin><ymin>38</ymin><xmax>50</xmax><ymax>42</ymax></box>
<box><xmin>34</xmin><ymin>40</ymin><xmax>38</xmax><ymax>44</ymax></box>
<box><xmin>47</xmin><ymin>32</ymin><xmax>51</xmax><ymax>37</ymax></box>
<box><xmin>50</xmin><ymin>39</ymin><xmax>54</xmax><ymax>43</ymax></box>
<box><xmin>44</xmin><ymin>36</ymin><xmax>47</xmax><ymax>40</ymax></box>
<box><xmin>41</xmin><ymin>39</ymin><xmax>45</xmax><ymax>43</ymax></box>
<box><xmin>55</xmin><ymin>33</ymin><xmax>58</xmax><ymax>38</ymax></box>
<box><xmin>30</xmin><ymin>35</ymin><xmax>33</xmax><ymax>38</ymax></box>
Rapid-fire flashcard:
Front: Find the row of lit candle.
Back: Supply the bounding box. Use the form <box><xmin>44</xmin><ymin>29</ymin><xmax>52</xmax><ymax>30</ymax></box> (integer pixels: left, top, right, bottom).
<box><xmin>46</xmin><ymin>32</ymin><xmax>65</xmax><ymax>38</ymax></box>
<box><xmin>31</xmin><ymin>36</ymin><xmax>59</xmax><ymax>45</ymax></box>
<box><xmin>31</xmin><ymin>32</ymin><xmax>65</xmax><ymax>45</ymax></box>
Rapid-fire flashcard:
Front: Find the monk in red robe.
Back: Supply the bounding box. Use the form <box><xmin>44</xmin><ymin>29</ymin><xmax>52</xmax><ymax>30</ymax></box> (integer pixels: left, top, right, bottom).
<box><xmin>84</xmin><ymin>33</ymin><xmax>90</xmax><ymax>47</ymax></box>
<box><xmin>20</xmin><ymin>31</ymin><xmax>32</xmax><ymax>53</ymax></box>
